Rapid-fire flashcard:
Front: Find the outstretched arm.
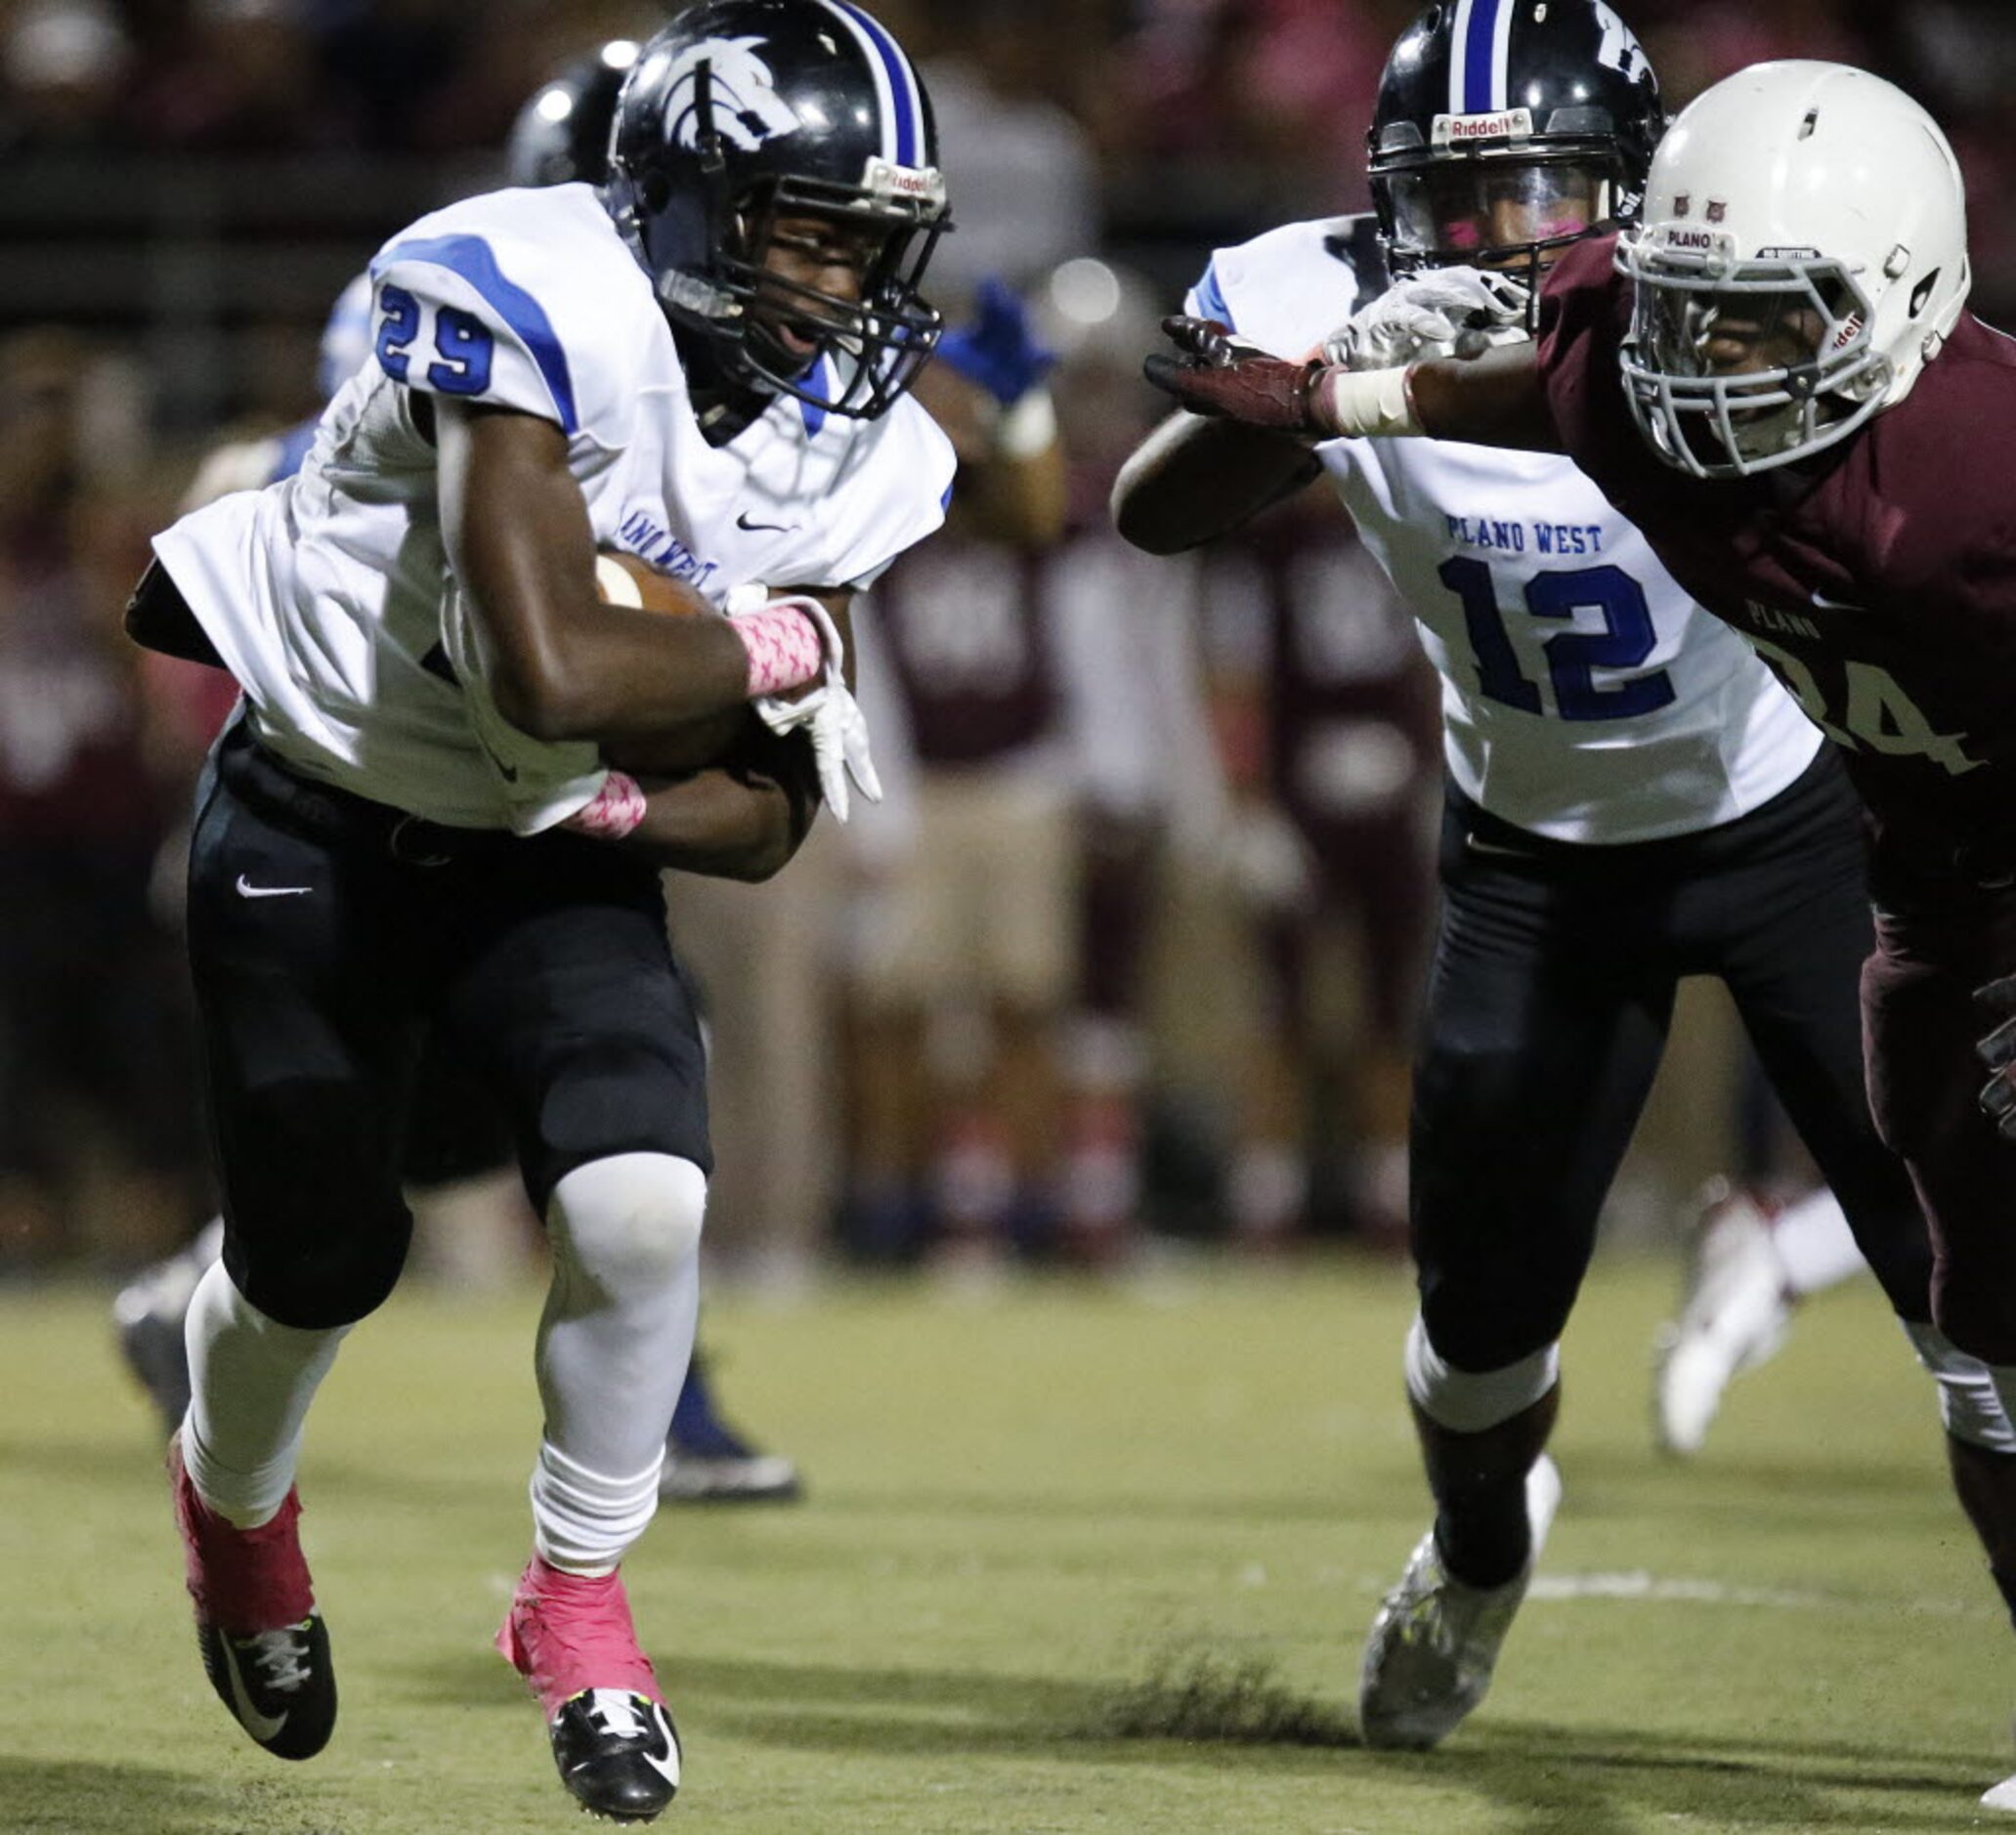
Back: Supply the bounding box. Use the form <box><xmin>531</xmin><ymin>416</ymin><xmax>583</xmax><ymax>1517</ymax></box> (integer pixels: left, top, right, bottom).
<box><xmin>1138</xmin><ymin>316</ymin><xmax>1564</xmax><ymax>455</ymax></box>
<box><xmin>1409</xmin><ymin>343</ymin><xmax>1564</xmax><ymax>452</ymax></box>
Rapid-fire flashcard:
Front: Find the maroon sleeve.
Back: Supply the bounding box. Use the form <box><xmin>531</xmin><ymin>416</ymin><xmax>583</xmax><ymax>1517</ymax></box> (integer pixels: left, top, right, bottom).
<box><xmin>1857</xmin><ymin>320</ymin><xmax>2016</xmax><ymax>618</ymax></box>
<box><xmin>1534</xmin><ymin>235</ymin><xmax>1632</xmax><ymax>459</ymax></box>
<box><xmin>1530</xmin><ymin>232</ymin><xmax>1678</xmax><ymax>529</ymax></box>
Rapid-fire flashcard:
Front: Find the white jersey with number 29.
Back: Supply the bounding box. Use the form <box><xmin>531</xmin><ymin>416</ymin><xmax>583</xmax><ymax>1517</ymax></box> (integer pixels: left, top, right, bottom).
<box><xmin>153</xmin><ymin>183</ymin><xmax>955</xmax><ymax>833</ymax></box>
<box><xmin>1186</xmin><ymin>216</ymin><xmax>1820</xmax><ymax>843</ymax></box>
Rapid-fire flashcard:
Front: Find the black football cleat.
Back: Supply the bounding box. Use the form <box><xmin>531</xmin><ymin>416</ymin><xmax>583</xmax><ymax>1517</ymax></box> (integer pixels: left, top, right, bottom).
<box><xmin>548</xmin><ymin>1688</ymin><xmax>681</xmax><ymax>1823</ymax></box>
<box><xmin>194</xmin><ymin>1613</ymin><xmax>338</xmax><ymax>1763</ymax></box>
<box><xmin>170</xmin><ymin>1434</ymin><xmax>337</xmax><ymax>1761</ymax></box>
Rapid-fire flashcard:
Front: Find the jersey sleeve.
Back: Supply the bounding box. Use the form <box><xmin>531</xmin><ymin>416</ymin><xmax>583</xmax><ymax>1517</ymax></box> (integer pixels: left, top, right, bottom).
<box><xmin>365</xmin><ymin>233</ymin><xmax>585</xmax><ymax>434</ymax></box>
<box><xmin>1184</xmin><ymin>254</ymin><xmax>1242</xmax><ymax>336</ymax></box>
<box><xmin>1182</xmin><ymin>220</ymin><xmax>1376</xmax><ymax>364</ymax></box>
<box><xmin>1533</xmin><ymin>235</ymin><xmax>1637</xmax><ymax>464</ymax></box>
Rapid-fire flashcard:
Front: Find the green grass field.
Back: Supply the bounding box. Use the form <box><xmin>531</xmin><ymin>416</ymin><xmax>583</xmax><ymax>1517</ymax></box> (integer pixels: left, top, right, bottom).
<box><xmin>2</xmin><ymin>1255</ymin><xmax>2010</xmax><ymax>1834</ymax></box>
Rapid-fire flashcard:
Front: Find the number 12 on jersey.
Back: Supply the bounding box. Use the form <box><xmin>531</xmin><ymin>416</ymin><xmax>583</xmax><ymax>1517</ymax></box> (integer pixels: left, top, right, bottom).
<box><xmin>1438</xmin><ymin>556</ymin><xmax>1676</xmax><ymax>723</ymax></box>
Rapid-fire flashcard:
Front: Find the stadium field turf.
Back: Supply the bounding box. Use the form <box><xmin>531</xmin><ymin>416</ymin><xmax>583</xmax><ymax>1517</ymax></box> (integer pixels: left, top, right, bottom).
<box><xmin>1</xmin><ymin>1256</ymin><xmax>2006</xmax><ymax>1833</ymax></box>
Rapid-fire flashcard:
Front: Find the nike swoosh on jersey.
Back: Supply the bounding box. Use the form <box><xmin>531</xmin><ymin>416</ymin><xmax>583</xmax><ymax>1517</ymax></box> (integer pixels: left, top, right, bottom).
<box><xmin>1809</xmin><ymin>592</ymin><xmax>1868</xmax><ymax>613</ymax></box>
<box><xmin>736</xmin><ymin>511</ymin><xmax>797</xmax><ymax>534</ymax></box>
<box><xmin>236</xmin><ymin>875</ymin><xmax>312</xmax><ymax>898</ymax></box>
<box><xmin>219</xmin><ymin>1638</ymin><xmax>290</xmax><ymax>1742</ymax></box>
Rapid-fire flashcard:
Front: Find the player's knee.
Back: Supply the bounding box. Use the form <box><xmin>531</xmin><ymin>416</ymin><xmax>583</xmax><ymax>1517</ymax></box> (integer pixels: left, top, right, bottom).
<box><xmin>547</xmin><ymin>1152</ymin><xmax>707</xmax><ymax>1294</ymax></box>
<box><xmin>236</xmin><ymin>1206</ymin><xmax>411</xmax><ymax>1330</ymax></box>
<box><xmin>1902</xmin><ymin>1320</ymin><xmax>2016</xmax><ymax>1452</ymax></box>
<box><xmin>1405</xmin><ymin>1312</ymin><xmax>1560</xmax><ymax>1433</ymax></box>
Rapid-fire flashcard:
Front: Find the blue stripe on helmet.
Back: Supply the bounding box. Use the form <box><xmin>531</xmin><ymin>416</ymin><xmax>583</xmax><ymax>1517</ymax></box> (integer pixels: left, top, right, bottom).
<box><xmin>832</xmin><ymin>0</ymin><xmax>922</xmax><ymax>169</ymax></box>
<box><xmin>1463</xmin><ymin>0</ymin><xmax>1499</xmax><ymax>112</ymax></box>
<box><xmin>371</xmin><ymin>234</ymin><xmax>579</xmax><ymax>434</ymax></box>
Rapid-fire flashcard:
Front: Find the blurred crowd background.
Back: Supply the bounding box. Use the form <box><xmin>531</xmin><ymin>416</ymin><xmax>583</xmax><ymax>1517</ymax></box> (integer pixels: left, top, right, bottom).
<box><xmin>2</xmin><ymin>0</ymin><xmax>2010</xmax><ymax>1284</ymax></box>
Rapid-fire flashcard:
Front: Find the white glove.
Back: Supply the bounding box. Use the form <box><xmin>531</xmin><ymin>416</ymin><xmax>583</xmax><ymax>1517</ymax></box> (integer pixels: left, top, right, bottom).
<box><xmin>796</xmin><ymin>679</ymin><xmax>882</xmax><ymax>823</ymax></box>
<box><xmin>729</xmin><ymin>587</ymin><xmax>881</xmax><ymax>823</ymax></box>
<box><xmin>1321</xmin><ymin>268</ymin><xmax>1530</xmax><ymax>371</ymax></box>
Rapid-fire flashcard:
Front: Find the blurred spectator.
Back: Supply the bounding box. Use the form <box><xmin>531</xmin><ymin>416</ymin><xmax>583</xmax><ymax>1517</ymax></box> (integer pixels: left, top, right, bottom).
<box><xmin>914</xmin><ymin>2</ymin><xmax>1098</xmax><ymax>295</ymax></box>
<box><xmin>0</xmin><ymin>328</ymin><xmax>205</xmax><ymax>1269</ymax></box>
<box><xmin>0</xmin><ymin>0</ymin><xmax>129</xmax><ymax>149</ymax></box>
<box><xmin>1197</xmin><ymin>491</ymin><xmax>1437</xmax><ymax>1248</ymax></box>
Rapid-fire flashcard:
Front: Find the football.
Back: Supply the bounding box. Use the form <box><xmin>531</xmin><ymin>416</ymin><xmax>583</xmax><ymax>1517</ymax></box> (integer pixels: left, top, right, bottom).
<box><xmin>593</xmin><ymin>550</ymin><xmax>752</xmax><ymax>778</ymax></box>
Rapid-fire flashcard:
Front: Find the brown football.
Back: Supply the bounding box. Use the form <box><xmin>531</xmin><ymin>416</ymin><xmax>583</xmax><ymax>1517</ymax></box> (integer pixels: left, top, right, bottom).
<box><xmin>593</xmin><ymin>550</ymin><xmax>751</xmax><ymax>777</ymax></box>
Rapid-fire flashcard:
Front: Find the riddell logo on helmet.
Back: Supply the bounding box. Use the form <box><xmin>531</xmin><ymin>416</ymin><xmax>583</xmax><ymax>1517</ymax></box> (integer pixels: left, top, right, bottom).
<box><xmin>1433</xmin><ymin>108</ymin><xmax>1534</xmax><ymax>147</ymax></box>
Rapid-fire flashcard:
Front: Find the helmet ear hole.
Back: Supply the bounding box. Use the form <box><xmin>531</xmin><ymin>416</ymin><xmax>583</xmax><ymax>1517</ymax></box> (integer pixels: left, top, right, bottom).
<box><xmin>1909</xmin><ymin>270</ymin><xmax>1941</xmax><ymax>318</ymax></box>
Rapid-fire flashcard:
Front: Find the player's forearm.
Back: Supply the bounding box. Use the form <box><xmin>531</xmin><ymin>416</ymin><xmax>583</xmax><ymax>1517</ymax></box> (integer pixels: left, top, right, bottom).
<box><xmin>1401</xmin><ymin>343</ymin><xmax>1564</xmax><ymax>453</ymax></box>
<box><xmin>613</xmin><ymin>767</ymin><xmax>805</xmax><ymax>881</ymax></box>
<box><xmin>1111</xmin><ymin>410</ymin><xmax>1320</xmax><ymax>554</ymax></box>
<box><xmin>439</xmin><ymin>400</ymin><xmax>763</xmax><ymax>745</ymax></box>
<box><xmin>516</xmin><ymin>611</ymin><xmax>755</xmax><ymax>746</ymax></box>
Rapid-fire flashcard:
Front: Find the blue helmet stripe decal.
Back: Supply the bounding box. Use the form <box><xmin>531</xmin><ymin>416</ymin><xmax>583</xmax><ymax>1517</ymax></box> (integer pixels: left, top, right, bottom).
<box><xmin>1463</xmin><ymin>0</ymin><xmax>1501</xmax><ymax>112</ymax></box>
<box><xmin>830</xmin><ymin>0</ymin><xmax>923</xmax><ymax>168</ymax></box>
<box><xmin>371</xmin><ymin>234</ymin><xmax>579</xmax><ymax>434</ymax></box>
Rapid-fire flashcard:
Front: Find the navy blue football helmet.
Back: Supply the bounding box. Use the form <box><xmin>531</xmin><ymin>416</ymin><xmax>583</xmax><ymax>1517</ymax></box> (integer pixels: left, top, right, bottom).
<box><xmin>1369</xmin><ymin>0</ymin><xmax>1664</xmax><ymax>291</ymax></box>
<box><xmin>605</xmin><ymin>0</ymin><xmax>951</xmax><ymax>420</ymax></box>
<box><xmin>506</xmin><ymin>39</ymin><xmax>646</xmax><ymax>190</ymax></box>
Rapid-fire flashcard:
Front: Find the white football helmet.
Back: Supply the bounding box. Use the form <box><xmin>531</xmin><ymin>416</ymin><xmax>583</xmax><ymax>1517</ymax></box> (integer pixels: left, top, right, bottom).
<box><xmin>1616</xmin><ymin>61</ymin><xmax>1970</xmax><ymax>478</ymax></box>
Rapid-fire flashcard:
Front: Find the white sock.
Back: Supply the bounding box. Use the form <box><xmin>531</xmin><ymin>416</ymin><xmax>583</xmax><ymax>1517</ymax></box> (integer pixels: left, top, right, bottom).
<box><xmin>530</xmin><ymin>1441</ymin><xmax>665</xmax><ymax>1577</ymax></box>
<box><xmin>1770</xmin><ymin>1189</ymin><xmax>1867</xmax><ymax>1298</ymax></box>
<box><xmin>183</xmin><ymin>1259</ymin><xmax>351</xmax><ymax>1529</ymax></box>
<box><xmin>532</xmin><ymin>1154</ymin><xmax>705</xmax><ymax>1573</ymax></box>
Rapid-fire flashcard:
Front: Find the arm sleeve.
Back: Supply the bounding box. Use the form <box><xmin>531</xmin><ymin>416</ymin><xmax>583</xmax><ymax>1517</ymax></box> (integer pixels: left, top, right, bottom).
<box><xmin>367</xmin><ymin>235</ymin><xmax>583</xmax><ymax>435</ymax></box>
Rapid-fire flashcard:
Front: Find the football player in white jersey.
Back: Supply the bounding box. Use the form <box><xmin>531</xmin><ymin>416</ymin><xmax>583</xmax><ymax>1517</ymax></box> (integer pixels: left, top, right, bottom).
<box><xmin>115</xmin><ymin>38</ymin><xmax>804</xmax><ymax>1508</ymax></box>
<box><xmin>1115</xmin><ymin>0</ymin><xmax>1959</xmax><ymax>1753</ymax></box>
<box><xmin>129</xmin><ymin>2</ymin><xmax>952</xmax><ymax>1820</ymax></box>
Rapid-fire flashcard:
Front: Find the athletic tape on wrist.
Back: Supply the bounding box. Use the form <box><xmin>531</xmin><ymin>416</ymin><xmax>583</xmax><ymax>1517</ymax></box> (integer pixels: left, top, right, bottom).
<box><xmin>1309</xmin><ymin>363</ymin><xmax>1425</xmax><ymax>440</ymax></box>
<box><xmin>732</xmin><ymin>601</ymin><xmax>825</xmax><ymax>697</ymax></box>
<box><xmin>564</xmin><ymin>770</ymin><xmax>646</xmax><ymax>840</ymax></box>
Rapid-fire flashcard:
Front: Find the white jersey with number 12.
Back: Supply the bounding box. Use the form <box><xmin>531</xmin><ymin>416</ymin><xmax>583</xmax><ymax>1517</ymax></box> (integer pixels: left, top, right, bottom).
<box><xmin>1186</xmin><ymin>216</ymin><xmax>1820</xmax><ymax>843</ymax></box>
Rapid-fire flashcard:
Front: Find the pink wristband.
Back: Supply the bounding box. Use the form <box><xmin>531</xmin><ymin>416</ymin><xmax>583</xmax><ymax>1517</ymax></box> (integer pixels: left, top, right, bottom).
<box><xmin>732</xmin><ymin>602</ymin><xmax>825</xmax><ymax>698</ymax></box>
<box><xmin>563</xmin><ymin>770</ymin><xmax>647</xmax><ymax>840</ymax></box>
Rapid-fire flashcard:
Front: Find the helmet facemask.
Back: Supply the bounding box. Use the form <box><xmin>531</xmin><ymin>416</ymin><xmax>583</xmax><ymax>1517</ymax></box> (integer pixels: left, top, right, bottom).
<box><xmin>1618</xmin><ymin>236</ymin><xmax>1890</xmax><ymax>478</ymax></box>
<box><xmin>716</xmin><ymin>172</ymin><xmax>948</xmax><ymax>419</ymax></box>
<box><xmin>1372</xmin><ymin>136</ymin><xmax>1637</xmax><ymax>332</ymax></box>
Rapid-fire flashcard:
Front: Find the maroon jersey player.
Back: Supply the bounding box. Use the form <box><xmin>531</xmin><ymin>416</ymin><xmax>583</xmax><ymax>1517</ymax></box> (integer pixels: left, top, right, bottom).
<box><xmin>1146</xmin><ymin>59</ymin><xmax>2016</xmax><ymax>1809</ymax></box>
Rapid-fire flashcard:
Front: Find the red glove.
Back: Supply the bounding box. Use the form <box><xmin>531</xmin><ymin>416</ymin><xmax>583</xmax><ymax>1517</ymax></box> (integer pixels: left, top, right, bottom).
<box><xmin>1142</xmin><ymin>317</ymin><xmax>1328</xmax><ymax>436</ymax></box>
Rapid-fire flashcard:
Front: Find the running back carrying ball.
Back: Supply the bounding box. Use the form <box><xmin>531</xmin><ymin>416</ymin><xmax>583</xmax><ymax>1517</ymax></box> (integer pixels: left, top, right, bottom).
<box><xmin>594</xmin><ymin>550</ymin><xmax>755</xmax><ymax>777</ymax></box>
